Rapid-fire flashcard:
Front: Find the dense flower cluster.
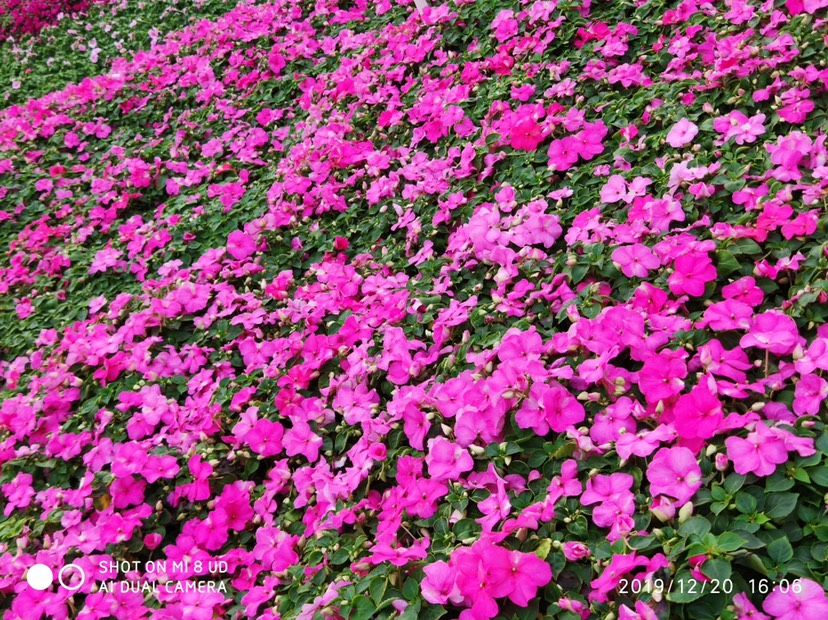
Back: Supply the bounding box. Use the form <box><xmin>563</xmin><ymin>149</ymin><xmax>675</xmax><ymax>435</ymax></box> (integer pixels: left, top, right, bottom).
<box><xmin>0</xmin><ymin>0</ymin><xmax>827</xmax><ymax>618</ymax></box>
<box><xmin>0</xmin><ymin>0</ymin><xmax>101</xmax><ymax>41</ymax></box>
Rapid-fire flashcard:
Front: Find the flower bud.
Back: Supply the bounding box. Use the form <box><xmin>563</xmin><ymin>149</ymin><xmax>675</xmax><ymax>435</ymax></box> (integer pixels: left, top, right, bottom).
<box><xmin>678</xmin><ymin>501</ymin><xmax>694</xmax><ymax>524</ymax></box>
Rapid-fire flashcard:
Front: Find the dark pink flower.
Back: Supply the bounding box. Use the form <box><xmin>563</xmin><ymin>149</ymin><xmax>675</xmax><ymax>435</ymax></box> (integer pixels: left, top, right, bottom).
<box><xmin>740</xmin><ymin>311</ymin><xmax>800</xmax><ymax>356</ymax></box>
<box><xmin>226</xmin><ymin>230</ymin><xmax>257</xmax><ymax>260</ymax></box>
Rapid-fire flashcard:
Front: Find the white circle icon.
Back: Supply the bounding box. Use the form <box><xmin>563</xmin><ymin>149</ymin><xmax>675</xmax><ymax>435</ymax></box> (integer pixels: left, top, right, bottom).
<box><xmin>58</xmin><ymin>564</ymin><xmax>85</xmax><ymax>591</ymax></box>
<box><xmin>26</xmin><ymin>564</ymin><xmax>54</xmax><ymax>591</ymax></box>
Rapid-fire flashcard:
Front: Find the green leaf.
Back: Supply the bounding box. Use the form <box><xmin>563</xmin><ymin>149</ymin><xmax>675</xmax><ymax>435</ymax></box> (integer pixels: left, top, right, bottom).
<box><xmin>679</xmin><ymin>517</ymin><xmax>712</xmax><ymax>539</ymax></box>
<box><xmin>702</xmin><ymin>558</ymin><xmax>732</xmax><ymax>582</ymax></box>
<box><xmin>370</xmin><ymin>576</ymin><xmax>388</xmax><ymax>604</ymax></box>
<box><xmin>723</xmin><ymin>473</ymin><xmax>745</xmax><ymax>494</ymax></box>
<box><xmin>667</xmin><ymin>571</ymin><xmax>707</xmax><ymax>603</ymax></box>
<box><xmin>764</xmin><ymin>493</ymin><xmax>799</xmax><ymax>520</ymax></box>
<box><xmin>717</xmin><ymin>532</ymin><xmax>747</xmax><ymax>553</ymax></box>
<box><xmin>768</xmin><ymin>538</ymin><xmax>794</xmax><ymax>564</ymax></box>
<box><xmin>534</xmin><ymin>538</ymin><xmax>552</xmax><ymax>560</ymax></box>
<box><xmin>735</xmin><ymin>492</ymin><xmax>758</xmax><ymax>514</ymax></box>
<box><xmin>716</xmin><ymin>250</ymin><xmax>742</xmax><ymax>277</ymax></box>
<box><xmin>351</xmin><ymin>595</ymin><xmax>376</xmax><ymax>620</ymax></box>
<box><xmin>809</xmin><ymin>467</ymin><xmax>828</xmax><ymax>487</ymax></box>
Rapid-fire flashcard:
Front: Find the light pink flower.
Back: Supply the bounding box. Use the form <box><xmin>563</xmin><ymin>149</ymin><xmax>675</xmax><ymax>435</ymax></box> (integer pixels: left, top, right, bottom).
<box><xmin>665</xmin><ymin>118</ymin><xmax>699</xmax><ymax>147</ymax></box>
<box><xmin>647</xmin><ymin>447</ymin><xmax>702</xmax><ymax>506</ymax></box>
<box><xmin>763</xmin><ymin>578</ymin><xmax>828</xmax><ymax>620</ymax></box>
<box><xmin>612</xmin><ymin>244</ymin><xmax>660</xmax><ymax>278</ymax></box>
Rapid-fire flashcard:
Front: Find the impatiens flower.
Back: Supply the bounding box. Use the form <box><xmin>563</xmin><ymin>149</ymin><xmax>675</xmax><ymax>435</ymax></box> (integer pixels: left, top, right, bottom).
<box><xmin>672</xmin><ymin>380</ymin><xmax>723</xmax><ymax>440</ymax></box>
<box><xmin>763</xmin><ymin>578</ymin><xmax>828</xmax><ymax>620</ymax></box>
<box><xmin>547</xmin><ymin>137</ymin><xmax>580</xmax><ymax>171</ymax></box>
<box><xmin>426</xmin><ymin>437</ymin><xmax>474</xmax><ymax>481</ymax></box>
<box><xmin>732</xmin><ymin>593</ymin><xmax>771</xmax><ymax>619</ymax></box>
<box><xmin>600</xmin><ymin>175</ymin><xmax>628</xmax><ymax>203</ymax></box>
<box><xmin>562</xmin><ymin>542</ymin><xmax>591</xmax><ymax>561</ymax></box>
<box><xmin>638</xmin><ymin>353</ymin><xmax>687</xmax><ymax>403</ymax></box>
<box><xmin>421</xmin><ymin>561</ymin><xmax>463</xmax><ymax>605</ymax></box>
<box><xmin>725</xmin><ymin>423</ymin><xmax>789</xmax><ymax>477</ymax></box>
<box><xmin>647</xmin><ymin>447</ymin><xmax>702</xmax><ymax>506</ymax></box>
<box><xmin>612</xmin><ymin>244</ymin><xmax>660</xmax><ymax>278</ymax></box>
<box><xmin>665</xmin><ymin>118</ymin><xmax>699</xmax><ymax>147</ymax></box>
<box><xmin>713</xmin><ymin>111</ymin><xmax>766</xmax><ymax>144</ymax></box>
<box><xmin>668</xmin><ymin>251</ymin><xmax>717</xmax><ymax>297</ymax></box>
<box><xmin>793</xmin><ymin>373</ymin><xmax>828</xmax><ymax>416</ymax></box>
<box><xmin>740</xmin><ymin>311</ymin><xmax>801</xmax><ymax>356</ymax></box>
<box><xmin>226</xmin><ymin>230</ymin><xmax>257</xmax><ymax>260</ymax></box>
<box><xmin>510</xmin><ymin>115</ymin><xmax>544</xmax><ymax>151</ymax></box>
<box><xmin>581</xmin><ymin>473</ymin><xmax>635</xmax><ymax>528</ymax></box>
<box><xmin>490</xmin><ymin>548</ymin><xmax>553</xmax><ymax>607</ymax></box>
<box><xmin>283</xmin><ymin>420</ymin><xmax>322</xmax><ymax>462</ymax></box>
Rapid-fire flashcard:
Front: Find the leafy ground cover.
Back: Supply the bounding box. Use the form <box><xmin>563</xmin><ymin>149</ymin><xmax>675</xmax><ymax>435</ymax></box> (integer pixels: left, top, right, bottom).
<box><xmin>1</xmin><ymin>0</ymin><xmax>828</xmax><ymax>618</ymax></box>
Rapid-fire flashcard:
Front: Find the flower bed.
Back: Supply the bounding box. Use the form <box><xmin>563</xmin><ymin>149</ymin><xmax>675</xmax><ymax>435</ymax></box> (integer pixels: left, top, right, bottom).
<box><xmin>0</xmin><ymin>0</ymin><xmax>827</xmax><ymax>618</ymax></box>
<box><xmin>0</xmin><ymin>0</ymin><xmax>101</xmax><ymax>41</ymax></box>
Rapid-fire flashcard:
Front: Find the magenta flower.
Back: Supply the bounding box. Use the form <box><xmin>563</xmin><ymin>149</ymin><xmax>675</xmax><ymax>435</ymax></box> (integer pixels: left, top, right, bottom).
<box><xmin>612</xmin><ymin>244</ymin><xmax>660</xmax><ymax>278</ymax></box>
<box><xmin>763</xmin><ymin>578</ymin><xmax>828</xmax><ymax>620</ymax></box>
<box><xmin>226</xmin><ymin>230</ymin><xmax>257</xmax><ymax>260</ymax></box>
<box><xmin>725</xmin><ymin>423</ymin><xmax>789</xmax><ymax>477</ymax></box>
<box><xmin>510</xmin><ymin>116</ymin><xmax>543</xmax><ymax>151</ymax></box>
<box><xmin>562</xmin><ymin>542</ymin><xmax>591</xmax><ymax>561</ymax></box>
<box><xmin>647</xmin><ymin>447</ymin><xmax>702</xmax><ymax>506</ymax></box>
<box><xmin>547</xmin><ymin>137</ymin><xmax>580</xmax><ymax>171</ymax></box>
<box><xmin>541</xmin><ymin>384</ymin><xmax>586</xmax><ymax>433</ymax></box>
<box><xmin>672</xmin><ymin>381</ymin><xmax>723</xmax><ymax>440</ymax></box>
<box><xmin>668</xmin><ymin>252</ymin><xmax>717</xmax><ymax>297</ymax></box>
<box><xmin>421</xmin><ymin>561</ymin><xmax>463</xmax><ymax>605</ymax></box>
<box><xmin>638</xmin><ymin>353</ymin><xmax>687</xmax><ymax>403</ymax></box>
<box><xmin>793</xmin><ymin>373</ymin><xmax>828</xmax><ymax>416</ymax></box>
<box><xmin>490</xmin><ymin>549</ymin><xmax>552</xmax><ymax>607</ymax></box>
<box><xmin>740</xmin><ymin>311</ymin><xmax>800</xmax><ymax>356</ymax></box>
<box><xmin>581</xmin><ymin>473</ymin><xmax>635</xmax><ymax>527</ymax></box>
<box><xmin>426</xmin><ymin>437</ymin><xmax>474</xmax><ymax>481</ymax></box>
<box><xmin>665</xmin><ymin>118</ymin><xmax>699</xmax><ymax>147</ymax></box>
<box><xmin>283</xmin><ymin>420</ymin><xmax>322</xmax><ymax>462</ymax></box>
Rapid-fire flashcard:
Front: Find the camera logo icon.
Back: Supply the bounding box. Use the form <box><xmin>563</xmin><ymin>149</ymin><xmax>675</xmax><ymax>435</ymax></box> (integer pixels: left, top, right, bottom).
<box><xmin>26</xmin><ymin>563</ymin><xmax>85</xmax><ymax>591</ymax></box>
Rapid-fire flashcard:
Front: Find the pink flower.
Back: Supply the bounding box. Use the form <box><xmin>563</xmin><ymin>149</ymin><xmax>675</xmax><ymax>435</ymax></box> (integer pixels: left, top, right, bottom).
<box><xmin>638</xmin><ymin>353</ymin><xmax>687</xmax><ymax>403</ymax></box>
<box><xmin>647</xmin><ymin>447</ymin><xmax>702</xmax><ymax>506</ymax></box>
<box><xmin>547</xmin><ymin>137</ymin><xmax>580</xmax><ymax>171</ymax></box>
<box><xmin>581</xmin><ymin>473</ymin><xmax>635</xmax><ymax>528</ymax></box>
<box><xmin>612</xmin><ymin>244</ymin><xmax>660</xmax><ymax>278</ymax></box>
<box><xmin>600</xmin><ymin>175</ymin><xmax>628</xmax><ymax>203</ymax></box>
<box><xmin>713</xmin><ymin>111</ymin><xmax>766</xmax><ymax>144</ymax></box>
<box><xmin>763</xmin><ymin>578</ymin><xmax>828</xmax><ymax>620</ymax></box>
<box><xmin>491</xmin><ymin>10</ymin><xmax>518</xmax><ymax>42</ymax></box>
<box><xmin>283</xmin><ymin>420</ymin><xmax>322</xmax><ymax>462</ymax></box>
<box><xmin>421</xmin><ymin>561</ymin><xmax>463</xmax><ymax>605</ymax></box>
<box><xmin>668</xmin><ymin>252</ymin><xmax>717</xmax><ymax>297</ymax></box>
<box><xmin>490</xmin><ymin>549</ymin><xmax>553</xmax><ymax>607</ymax></box>
<box><xmin>740</xmin><ymin>311</ymin><xmax>800</xmax><ymax>356</ymax></box>
<box><xmin>245</xmin><ymin>418</ymin><xmax>284</xmax><ymax>457</ymax></box>
<box><xmin>672</xmin><ymin>380</ymin><xmax>723</xmax><ymax>439</ymax></box>
<box><xmin>733</xmin><ymin>593</ymin><xmax>770</xmax><ymax>620</ymax></box>
<box><xmin>665</xmin><ymin>118</ymin><xmax>699</xmax><ymax>147</ymax></box>
<box><xmin>510</xmin><ymin>116</ymin><xmax>543</xmax><ymax>151</ymax></box>
<box><xmin>562</xmin><ymin>542</ymin><xmax>591</xmax><ymax>561</ymax></box>
<box><xmin>725</xmin><ymin>423</ymin><xmax>789</xmax><ymax>477</ymax></box>
<box><xmin>794</xmin><ymin>374</ymin><xmax>828</xmax><ymax>416</ymax></box>
<box><xmin>426</xmin><ymin>437</ymin><xmax>474</xmax><ymax>481</ymax></box>
<box><xmin>226</xmin><ymin>230</ymin><xmax>257</xmax><ymax>260</ymax></box>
